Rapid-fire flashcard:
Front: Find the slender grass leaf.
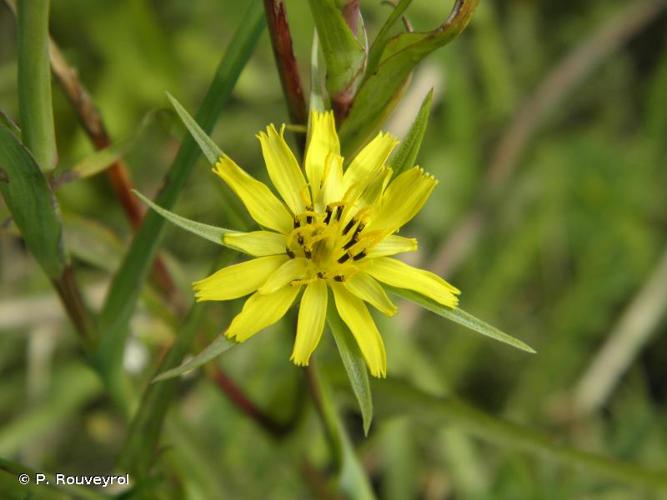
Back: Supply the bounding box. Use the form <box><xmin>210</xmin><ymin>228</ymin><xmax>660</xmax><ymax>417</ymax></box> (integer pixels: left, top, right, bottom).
<box><xmin>366</xmin><ymin>0</ymin><xmax>413</xmax><ymax>77</ymax></box>
<box><xmin>387</xmin><ymin>286</ymin><xmax>535</xmax><ymax>353</ymax></box>
<box><xmin>94</xmin><ymin>0</ymin><xmax>264</xmax><ymax>403</ymax></box>
<box><xmin>52</xmin><ymin>139</ymin><xmax>132</xmax><ymax>187</ymax></box>
<box><xmin>374</xmin><ymin>379</ymin><xmax>667</xmax><ymax>492</ymax></box>
<box><xmin>389</xmin><ymin>89</ymin><xmax>433</xmax><ymax>176</ymax></box>
<box><xmin>63</xmin><ymin>214</ymin><xmax>123</xmax><ymax>272</ymax></box>
<box><xmin>17</xmin><ymin>0</ymin><xmax>57</xmax><ymax>169</ymax></box>
<box><xmin>133</xmin><ymin>190</ymin><xmax>232</xmax><ymax>246</ymax></box>
<box><xmin>339</xmin><ymin>0</ymin><xmax>479</xmax><ymax>155</ymax></box>
<box><xmin>307</xmin><ymin>0</ymin><xmax>365</xmax><ymax>96</ymax></box>
<box><xmin>152</xmin><ymin>335</ymin><xmax>235</xmax><ymax>383</ymax></box>
<box><xmin>0</xmin><ymin>363</ymin><xmax>101</xmax><ymax>456</ymax></box>
<box><xmin>310</xmin><ymin>366</ymin><xmax>376</xmax><ymax>500</ymax></box>
<box><xmin>167</xmin><ymin>93</ymin><xmax>223</xmax><ymax>164</ymax></box>
<box><xmin>0</xmin><ymin>124</ymin><xmax>65</xmax><ymax>278</ymax></box>
<box><xmin>327</xmin><ymin>305</ymin><xmax>373</xmax><ymax>436</ymax></box>
<box><xmin>120</xmin><ymin>304</ymin><xmax>206</xmax><ymax>476</ymax></box>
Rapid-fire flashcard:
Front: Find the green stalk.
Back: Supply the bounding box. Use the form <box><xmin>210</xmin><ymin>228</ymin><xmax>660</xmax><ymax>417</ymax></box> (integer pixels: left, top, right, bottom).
<box><xmin>93</xmin><ymin>0</ymin><xmax>265</xmax><ymax>406</ymax></box>
<box><xmin>17</xmin><ymin>0</ymin><xmax>57</xmax><ymax>169</ymax></box>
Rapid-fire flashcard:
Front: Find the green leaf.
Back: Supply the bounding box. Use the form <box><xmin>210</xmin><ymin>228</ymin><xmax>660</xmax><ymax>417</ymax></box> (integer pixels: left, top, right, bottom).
<box><xmin>387</xmin><ymin>286</ymin><xmax>535</xmax><ymax>353</ymax></box>
<box><xmin>307</xmin><ymin>0</ymin><xmax>365</xmax><ymax>96</ymax></box>
<box><xmin>327</xmin><ymin>305</ymin><xmax>373</xmax><ymax>435</ymax></box>
<box><xmin>374</xmin><ymin>379</ymin><xmax>667</xmax><ymax>493</ymax></box>
<box><xmin>366</xmin><ymin>0</ymin><xmax>413</xmax><ymax>77</ymax></box>
<box><xmin>167</xmin><ymin>93</ymin><xmax>223</xmax><ymax>164</ymax></box>
<box><xmin>310</xmin><ymin>366</ymin><xmax>377</xmax><ymax>500</ymax></box>
<box><xmin>339</xmin><ymin>0</ymin><xmax>479</xmax><ymax>155</ymax></box>
<box><xmin>152</xmin><ymin>335</ymin><xmax>235</xmax><ymax>383</ymax></box>
<box><xmin>52</xmin><ymin>139</ymin><xmax>132</xmax><ymax>187</ymax></box>
<box><xmin>17</xmin><ymin>0</ymin><xmax>57</xmax><ymax>169</ymax></box>
<box><xmin>0</xmin><ymin>123</ymin><xmax>65</xmax><ymax>278</ymax></box>
<box><xmin>133</xmin><ymin>190</ymin><xmax>232</xmax><ymax>246</ymax></box>
<box><xmin>93</xmin><ymin>0</ymin><xmax>264</xmax><ymax>405</ymax></box>
<box><xmin>119</xmin><ymin>304</ymin><xmax>206</xmax><ymax>477</ymax></box>
<box><xmin>388</xmin><ymin>89</ymin><xmax>433</xmax><ymax>176</ymax></box>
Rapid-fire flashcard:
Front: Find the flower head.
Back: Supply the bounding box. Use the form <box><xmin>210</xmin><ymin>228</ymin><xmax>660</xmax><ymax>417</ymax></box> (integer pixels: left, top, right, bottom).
<box><xmin>194</xmin><ymin>111</ymin><xmax>459</xmax><ymax>377</ymax></box>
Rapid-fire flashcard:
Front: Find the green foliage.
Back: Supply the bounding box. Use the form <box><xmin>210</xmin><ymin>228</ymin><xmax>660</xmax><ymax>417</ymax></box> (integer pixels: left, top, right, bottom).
<box><xmin>1</xmin><ymin>1</ymin><xmax>667</xmax><ymax>499</ymax></box>
<box><xmin>307</xmin><ymin>0</ymin><xmax>365</xmax><ymax>97</ymax></box>
<box><xmin>16</xmin><ymin>0</ymin><xmax>57</xmax><ymax>169</ymax></box>
<box><xmin>327</xmin><ymin>304</ymin><xmax>373</xmax><ymax>435</ymax></box>
<box><xmin>0</xmin><ymin>123</ymin><xmax>65</xmax><ymax>278</ymax></box>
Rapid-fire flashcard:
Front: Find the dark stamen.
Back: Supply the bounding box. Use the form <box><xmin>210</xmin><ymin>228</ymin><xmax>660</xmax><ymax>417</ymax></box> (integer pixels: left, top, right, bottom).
<box><xmin>334</xmin><ymin>275</ymin><xmax>345</xmax><ymax>282</ymax></box>
<box><xmin>317</xmin><ymin>272</ymin><xmax>325</xmax><ymax>279</ymax></box>
<box><xmin>343</xmin><ymin>218</ymin><xmax>356</xmax><ymax>235</ymax></box>
<box><xmin>353</xmin><ymin>250</ymin><xmax>367</xmax><ymax>261</ymax></box>
<box><xmin>338</xmin><ymin>253</ymin><xmax>350</xmax><ymax>264</ymax></box>
<box><xmin>304</xmin><ymin>249</ymin><xmax>312</xmax><ymax>259</ymax></box>
<box><xmin>286</xmin><ymin>248</ymin><xmax>295</xmax><ymax>258</ymax></box>
<box><xmin>324</xmin><ymin>206</ymin><xmax>333</xmax><ymax>224</ymax></box>
<box><xmin>335</xmin><ymin>206</ymin><xmax>343</xmax><ymax>221</ymax></box>
<box><xmin>293</xmin><ymin>217</ymin><xmax>300</xmax><ymax>228</ymax></box>
<box><xmin>306</xmin><ymin>215</ymin><xmax>313</xmax><ymax>224</ymax></box>
<box><xmin>343</xmin><ymin>236</ymin><xmax>358</xmax><ymax>250</ymax></box>
<box><xmin>297</xmin><ymin>234</ymin><xmax>304</xmax><ymax>245</ymax></box>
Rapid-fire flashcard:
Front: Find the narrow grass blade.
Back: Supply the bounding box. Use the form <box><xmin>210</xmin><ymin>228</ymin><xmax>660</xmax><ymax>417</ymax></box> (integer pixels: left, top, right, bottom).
<box><xmin>133</xmin><ymin>190</ymin><xmax>232</xmax><ymax>246</ymax></box>
<box><xmin>309</xmin><ymin>366</ymin><xmax>376</xmax><ymax>500</ymax></box>
<box><xmin>375</xmin><ymin>379</ymin><xmax>667</xmax><ymax>493</ymax></box>
<box><xmin>94</xmin><ymin>0</ymin><xmax>264</xmax><ymax>402</ymax></box>
<box><xmin>389</xmin><ymin>89</ymin><xmax>433</xmax><ymax>176</ymax></box>
<box><xmin>17</xmin><ymin>0</ymin><xmax>57</xmax><ymax>169</ymax></box>
<box><xmin>388</xmin><ymin>286</ymin><xmax>535</xmax><ymax>353</ymax></box>
<box><xmin>0</xmin><ymin>123</ymin><xmax>65</xmax><ymax>278</ymax></box>
<box><xmin>327</xmin><ymin>305</ymin><xmax>373</xmax><ymax>435</ymax></box>
<box><xmin>307</xmin><ymin>0</ymin><xmax>365</xmax><ymax>96</ymax></box>
<box><xmin>152</xmin><ymin>336</ymin><xmax>235</xmax><ymax>383</ymax></box>
<box><xmin>339</xmin><ymin>0</ymin><xmax>479</xmax><ymax>155</ymax></box>
<box><xmin>52</xmin><ymin>139</ymin><xmax>132</xmax><ymax>187</ymax></box>
<box><xmin>119</xmin><ymin>304</ymin><xmax>206</xmax><ymax>477</ymax></box>
<box><xmin>167</xmin><ymin>93</ymin><xmax>222</xmax><ymax>164</ymax></box>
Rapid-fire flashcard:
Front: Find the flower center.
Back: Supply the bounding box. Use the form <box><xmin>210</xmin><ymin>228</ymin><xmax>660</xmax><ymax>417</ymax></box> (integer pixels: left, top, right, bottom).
<box><xmin>285</xmin><ymin>202</ymin><xmax>374</xmax><ymax>282</ymax></box>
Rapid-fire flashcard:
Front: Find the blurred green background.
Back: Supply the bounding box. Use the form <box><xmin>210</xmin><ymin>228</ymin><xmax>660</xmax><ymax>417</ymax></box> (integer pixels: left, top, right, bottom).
<box><xmin>1</xmin><ymin>0</ymin><xmax>667</xmax><ymax>498</ymax></box>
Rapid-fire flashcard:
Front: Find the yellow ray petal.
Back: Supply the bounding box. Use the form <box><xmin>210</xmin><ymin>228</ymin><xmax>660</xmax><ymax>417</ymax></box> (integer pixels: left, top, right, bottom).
<box><xmin>305</xmin><ymin>111</ymin><xmax>340</xmax><ymax>201</ymax></box>
<box><xmin>365</xmin><ymin>257</ymin><xmax>460</xmax><ymax>308</ymax></box>
<box><xmin>331</xmin><ymin>282</ymin><xmax>387</xmax><ymax>378</ymax></box>
<box><xmin>320</xmin><ymin>152</ymin><xmax>345</xmax><ymax>207</ymax></box>
<box><xmin>257</xmin><ymin>124</ymin><xmax>310</xmax><ymax>214</ymax></box>
<box><xmin>344</xmin><ymin>272</ymin><xmax>397</xmax><ymax>316</ymax></box>
<box><xmin>291</xmin><ymin>280</ymin><xmax>328</xmax><ymax>366</ymax></box>
<box><xmin>258</xmin><ymin>258</ymin><xmax>310</xmax><ymax>294</ymax></box>
<box><xmin>223</xmin><ymin>231</ymin><xmax>287</xmax><ymax>257</ymax></box>
<box><xmin>193</xmin><ymin>255</ymin><xmax>288</xmax><ymax>302</ymax></box>
<box><xmin>367</xmin><ymin>166</ymin><xmax>437</xmax><ymax>233</ymax></box>
<box><xmin>213</xmin><ymin>155</ymin><xmax>292</xmax><ymax>233</ymax></box>
<box><xmin>342</xmin><ymin>132</ymin><xmax>398</xmax><ymax>200</ymax></box>
<box><xmin>226</xmin><ymin>285</ymin><xmax>301</xmax><ymax>342</ymax></box>
<box><xmin>366</xmin><ymin>235</ymin><xmax>418</xmax><ymax>258</ymax></box>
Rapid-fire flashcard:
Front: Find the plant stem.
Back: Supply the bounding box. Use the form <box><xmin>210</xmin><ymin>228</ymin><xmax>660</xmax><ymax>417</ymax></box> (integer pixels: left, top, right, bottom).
<box><xmin>263</xmin><ymin>0</ymin><xmax>308</xmax><ymax>150</ymax></box>
<box><xmin>51</xmin><ymin>265</ymin><xmax>97</xmax><ymax>351</ymax></box>
<box><xmin>209</xmin><ymin>366</ymin><xmax>291</xmax><ymax>437</ymax></box>
<box><xmin>16</xmin><ymin>0</ymin><xmax>57</xmax><ymax>170</ymax></box>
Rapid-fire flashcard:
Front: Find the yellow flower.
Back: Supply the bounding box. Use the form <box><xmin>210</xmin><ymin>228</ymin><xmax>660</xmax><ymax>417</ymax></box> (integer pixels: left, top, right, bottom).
<box><xmin>194</xmin><ymin>111</ymin><xmax>459</xmax><ymax>377</ymax></box>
